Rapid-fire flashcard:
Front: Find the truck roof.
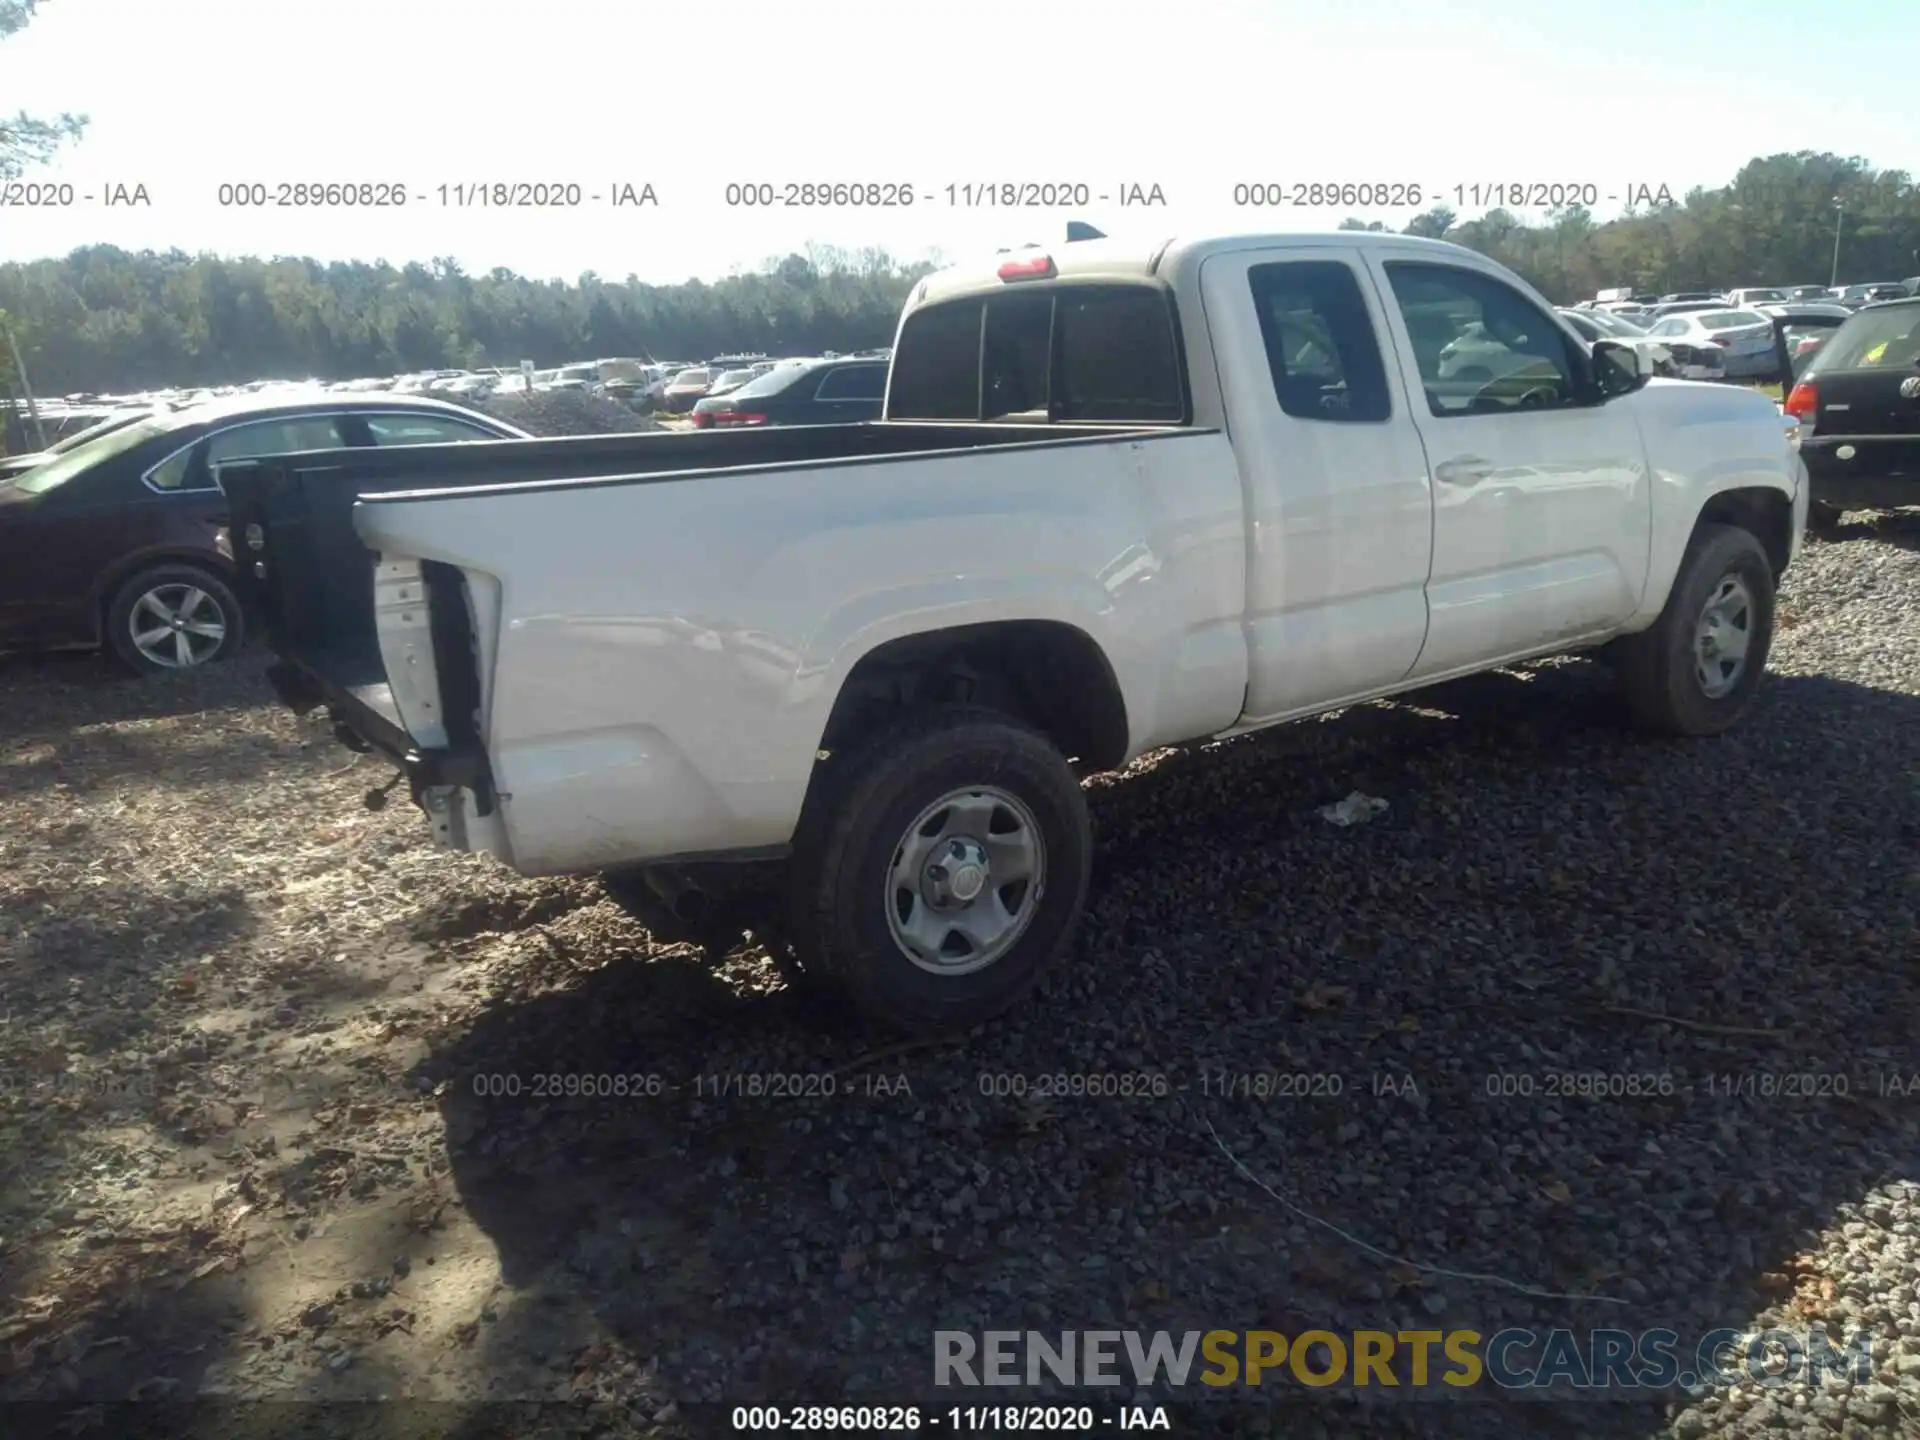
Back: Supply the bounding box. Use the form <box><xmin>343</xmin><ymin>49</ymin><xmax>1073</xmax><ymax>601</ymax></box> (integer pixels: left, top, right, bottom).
<box><xmin>907</xmin><ymin>231</ymin><xmax>1495</xmax><ymax>309</ymax></box>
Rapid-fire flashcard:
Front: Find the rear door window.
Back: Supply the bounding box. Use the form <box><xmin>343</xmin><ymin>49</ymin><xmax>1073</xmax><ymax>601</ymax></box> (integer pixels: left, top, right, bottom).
<box><xmin>172</xmin><ymin>415</ymin><xmax>352</xmax><ymax>492</ymax></box>
<box><xmin>889</xmin><ymin>284</ymin><xmax>1184</xmax><ymax>422</ymax></box>
<box><xmin>365</xmin><ymin>414</ymin><xmax>502</xmax><ymax>445</ymax></box>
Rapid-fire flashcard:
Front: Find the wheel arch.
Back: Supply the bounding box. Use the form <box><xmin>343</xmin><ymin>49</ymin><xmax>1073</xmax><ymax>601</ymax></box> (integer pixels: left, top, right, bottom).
<box><xmin>814</xmin><ymin>618</ymin><xmax>1132</xmax><ymax>777</ymax></box>
<box><xmin>1694</xmin><ymin>485</ymin><xmax>1795</xmax><ymax>581</ymax></box>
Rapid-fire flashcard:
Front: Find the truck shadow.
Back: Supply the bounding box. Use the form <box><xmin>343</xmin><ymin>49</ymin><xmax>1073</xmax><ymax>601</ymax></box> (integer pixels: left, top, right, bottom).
<box><xmin>417</xmin><ymin>663</ymin><xmax>1919</xmax><ymax>1434</ymax></box>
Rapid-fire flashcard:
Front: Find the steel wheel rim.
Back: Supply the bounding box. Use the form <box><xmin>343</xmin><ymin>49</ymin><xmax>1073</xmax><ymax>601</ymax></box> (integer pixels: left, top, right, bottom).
<box><xmin>885</xmin><ymin>785</ymin><xmax>1046</xmax><ymax>976</ymax></box>
<box><xmin>130</xmin><ymin>583</ymin><xmax>227</xmax><ymax>668</ymax></box>
<box><xmin>1693</xmin><ymin>572</ymin><xmax>1754</xmax><ymax>699</ymax></box>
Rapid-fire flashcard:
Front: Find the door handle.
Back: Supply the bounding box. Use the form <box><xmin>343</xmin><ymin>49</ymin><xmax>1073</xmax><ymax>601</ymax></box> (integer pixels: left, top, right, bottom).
<box><xmin>1435</xmin><ymin>457</ymin><xmax>1495</xmax><ymax>486</ymax></box>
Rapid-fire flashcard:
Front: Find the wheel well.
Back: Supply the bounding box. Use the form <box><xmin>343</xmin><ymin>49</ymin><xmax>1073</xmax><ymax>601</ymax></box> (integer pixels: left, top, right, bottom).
<box><xmin>818</xmin><ymin>621</ymin><xmax>1130</xmax><ymax>774</ymax></box>
<box><xmin>1697</xmin><ymin>487</ymin><xmax>1793</xmax><ymax>579</ymax></box>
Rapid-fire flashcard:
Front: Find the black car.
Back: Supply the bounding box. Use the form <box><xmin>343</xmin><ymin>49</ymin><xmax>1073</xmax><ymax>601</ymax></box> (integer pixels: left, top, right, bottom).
<box><xmin>1782</xmin><ymin>297</ymin><xmax>1920</xmax><ymax>532</ymax></box>
<box><xmin>0</xmin><ymin>392</ymin><xmax>525</xmax><ymax>673</ymax></box>
<box><xmin>688</xmin><ymin>356</ymin><xmax>889</xmax><ymax>429</ymax></box>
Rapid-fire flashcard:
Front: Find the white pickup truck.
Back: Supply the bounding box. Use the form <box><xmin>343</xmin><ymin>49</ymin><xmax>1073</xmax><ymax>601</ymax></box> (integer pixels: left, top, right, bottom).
<box><xmin>225</xmin><ymin>230</ymin><xmax>1807</xmax><ymax>1034</ymax></box>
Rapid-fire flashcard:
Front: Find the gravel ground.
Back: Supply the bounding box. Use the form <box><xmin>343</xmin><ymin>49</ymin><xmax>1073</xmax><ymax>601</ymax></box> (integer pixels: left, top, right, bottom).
<box><xmin>0</xmin><ymin>512</ymin><xmax>1916</xmax><ymax>1440</ymax></box>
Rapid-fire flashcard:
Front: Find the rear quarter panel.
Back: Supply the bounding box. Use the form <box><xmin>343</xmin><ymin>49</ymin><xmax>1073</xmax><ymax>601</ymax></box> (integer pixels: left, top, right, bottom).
<box><xmin>353</xmin><ymin>433</ymin><xmax>1248</xmax><ymax>874</ymax></box>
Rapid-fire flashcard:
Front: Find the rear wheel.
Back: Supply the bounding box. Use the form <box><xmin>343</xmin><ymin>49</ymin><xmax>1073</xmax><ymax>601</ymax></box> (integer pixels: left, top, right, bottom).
<box><xmin>1614</xmin><ymin>523</ymin><xmax>1775</xmax><ymax>737</ymax></box>
<box><xmin>105</xmin><ymin>563</ymin><xmax>245</xmax><ymax>675</ymax></box>
<box><xmin>785</xmin><ymin>706</ymin><xmax>1092</xmax><ymax>1035</ymax></box>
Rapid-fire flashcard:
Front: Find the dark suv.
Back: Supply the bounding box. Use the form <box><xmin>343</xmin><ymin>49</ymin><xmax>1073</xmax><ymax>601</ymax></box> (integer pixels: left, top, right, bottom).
<box><xmin>0</xmin><ymin>392</ymin><xmax>525</xmax><ymax>674</ymax></box>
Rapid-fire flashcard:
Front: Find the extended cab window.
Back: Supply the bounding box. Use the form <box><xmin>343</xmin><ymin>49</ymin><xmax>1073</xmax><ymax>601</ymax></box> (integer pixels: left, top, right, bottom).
<box><xmin>888</xmin><ymin>301</ymin><xmax>983</xmax><ymax>419</ymax></box>
<box><xmin>1248</xmin><ymin>261</ymin><xmax>1392</xmax><ymax>422</ymax></box>
<box><xmin>889</xmin><ymin>284</ymin><xmax>1184</xmax><ymax>423</ymax></box>
<box><xmin>1385</xmin><ymin>262</ymin><xmax>1581</xmax><ymax>416</ymax></box>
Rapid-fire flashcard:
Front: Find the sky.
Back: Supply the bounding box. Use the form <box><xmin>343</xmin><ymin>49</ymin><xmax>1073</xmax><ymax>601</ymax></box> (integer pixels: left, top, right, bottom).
<box><xmin>1</xmin><ymin>0</ymin><xmax>1916</xmax><ymax>285</ymax></box>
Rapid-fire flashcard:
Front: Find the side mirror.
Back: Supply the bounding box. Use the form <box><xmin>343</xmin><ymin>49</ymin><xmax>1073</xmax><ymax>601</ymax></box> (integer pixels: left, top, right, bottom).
<box><xmin>1592</xmin><ymin>340</ymin><xmax>1648</xmax><ymax>399</ymax></box>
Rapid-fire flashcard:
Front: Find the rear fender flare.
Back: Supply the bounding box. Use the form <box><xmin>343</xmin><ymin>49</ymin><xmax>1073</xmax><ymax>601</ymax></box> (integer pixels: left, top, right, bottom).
<box><xmin>794</xmin><ymin>579</ymin><xmax>1128</xmax><ymax>755</ymax></box>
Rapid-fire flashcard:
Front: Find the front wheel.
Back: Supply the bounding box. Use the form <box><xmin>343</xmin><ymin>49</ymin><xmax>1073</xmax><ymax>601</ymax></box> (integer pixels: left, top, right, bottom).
<box><xmin>785</xmin><ymin>707</ymin><xmax>1092</xmax><ymax>1034</ymax></box>
<box><xmin>105</xmin><ymin>563</ymin><xmax>246</xmax><ymax>675</ymax></box>
<box><xmin>1614</xmin><ymin>523</ymin><xmax>1775</xmax><ymax>736</ymax></box>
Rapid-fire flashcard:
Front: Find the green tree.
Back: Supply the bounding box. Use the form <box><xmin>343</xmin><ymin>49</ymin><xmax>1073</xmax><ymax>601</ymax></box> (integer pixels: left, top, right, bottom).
<box><xmin>0</xmin><ymin>245</ymin><xmax>938</xmax><ymax>392</ymax></box>
<box><xmin>0</xmin><ymin>1</ymin><xmax>88</xmax><ymax>180</ymax></box>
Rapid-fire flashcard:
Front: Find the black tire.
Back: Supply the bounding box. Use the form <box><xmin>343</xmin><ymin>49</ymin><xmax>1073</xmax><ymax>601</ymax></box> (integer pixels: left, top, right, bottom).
<box><xmin>785</xmin><ymin>706</ymin><xmax>1092</xmax><ymax>1035</ymax></box>
<box><xmin>1808</xmin><ymin>501</ymin><xmax>1845</xmax><ymax>536</ymax></box>
<box><xmin>1614</xmin><ymin>523</ymin><xmax>1775</xmax><ymax>737</ymax></box>
<box><xmin>104</xmin><ymin>563</ymin><xmax>246</xmax><ymax>676</ymax></box>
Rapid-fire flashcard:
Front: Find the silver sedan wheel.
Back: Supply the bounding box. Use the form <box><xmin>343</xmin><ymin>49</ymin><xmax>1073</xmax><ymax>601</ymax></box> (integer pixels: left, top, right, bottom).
<box><xmin>885</xmin><ymin>786</ymin><xmax>1046</xmax><ymax>976</ymax></box>
<box><xmin>1694</xmin><ymin>572</ymin><xmax>1754</xmax><ymax>699</ymax></box>
<box><xmin>129</xmin><ymin>582</ymin><xmax>227</xmax><ymax>668</ymax></box>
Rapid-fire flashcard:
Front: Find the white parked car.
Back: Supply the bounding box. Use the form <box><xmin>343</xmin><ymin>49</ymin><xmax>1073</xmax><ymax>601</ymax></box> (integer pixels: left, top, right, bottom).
<box><xmin>1645</xmin><ymin>309</ymin><xmax>1779</xmax><ymax>379</ymax></box>
<box><xmin>1725</xmin><ymin>287</ymin><xmax>1789</xmax><ymax>309</ymax></box>
<box><xmin>227</xmin><ymin>230</ymin><xmax>1806</xmax><ymax>1035</ymax></box>
<box><xmin>1558</xmin><ymin>307</ymin><xmax>1725</xmax><ymax>381</ymax></box>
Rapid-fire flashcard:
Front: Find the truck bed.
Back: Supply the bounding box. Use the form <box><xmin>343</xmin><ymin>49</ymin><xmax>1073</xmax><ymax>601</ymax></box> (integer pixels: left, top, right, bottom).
<box><xmin>221</xmin><ymin>421</ymin><xmax>1173</xmax><ymax>795</ymax></box>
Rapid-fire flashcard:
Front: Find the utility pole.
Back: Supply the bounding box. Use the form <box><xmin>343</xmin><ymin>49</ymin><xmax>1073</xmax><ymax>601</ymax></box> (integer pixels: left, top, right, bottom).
<box><xmin>1829</xmin><ymin>199</ymin><xmax>1845</xmax><ymax>290</ymax></box>
<box><xmin>1</xmin><ymin>317</ymin><xmax>47</xmax><ymax>452</ymax></box>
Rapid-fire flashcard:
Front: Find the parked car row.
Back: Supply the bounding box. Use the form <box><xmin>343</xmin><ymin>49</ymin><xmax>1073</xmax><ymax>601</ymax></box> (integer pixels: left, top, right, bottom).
<box><xmin>2</xmin><ymin>346</ymin><xmax>903</xmax><ymax>459</ymax></box>
<box><xmin>1584</xmin><ymin>278</ymin><xmax>1919</xmax><ymax>328</ymax></box>
<box><xmin>1563</xmin><ymin>284</ymin><xmax>1917</xmax><ymax>382</ymax></box>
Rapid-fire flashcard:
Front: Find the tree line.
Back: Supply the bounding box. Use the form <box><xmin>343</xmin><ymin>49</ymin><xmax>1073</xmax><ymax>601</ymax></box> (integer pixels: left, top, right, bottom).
<box><xmin>0</xmin><ymin>245</ymin><xmax>937</xmax><ymax>395</ymax></box>
<box><xmin>2</xmin><ymin>151</ymin><xmax>1917</xmax><ymax>397</ymax></box>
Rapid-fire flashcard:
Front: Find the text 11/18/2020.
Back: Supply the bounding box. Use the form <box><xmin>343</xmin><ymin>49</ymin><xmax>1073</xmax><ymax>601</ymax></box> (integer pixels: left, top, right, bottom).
<box><xmin>211</xmin><ymin>182</ymin><xmax>659</xmax><ymax>208</ymax></box>
<box><xmin>1229</xmin><ymin>181</ymin><xmax>1678</xmax><ymax>208</ymax></box>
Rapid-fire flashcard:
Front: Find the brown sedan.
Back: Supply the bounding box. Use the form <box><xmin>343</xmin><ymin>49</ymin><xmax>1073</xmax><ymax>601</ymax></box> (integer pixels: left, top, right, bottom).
<box><xmin>0</xmin><ymin>392</ymin><xmax>526</xmax><ymax>674</ymax></box>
